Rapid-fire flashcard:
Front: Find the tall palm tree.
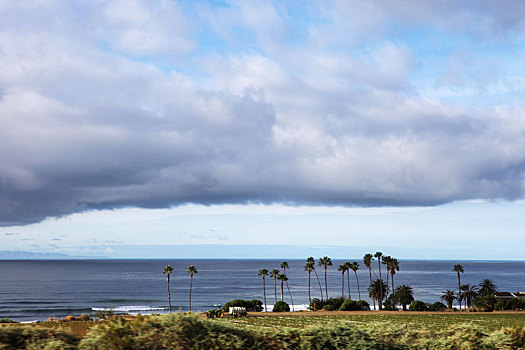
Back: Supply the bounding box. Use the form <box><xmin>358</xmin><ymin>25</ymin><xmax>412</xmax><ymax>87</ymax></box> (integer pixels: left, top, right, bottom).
<box><xmin>441</xmin><ymin>290</ymin><xmax>456</xmax><ymax>309</ymax></box>
<box><xmin>162</xmin><ymin>265</ymin><xmax>174</xmax><ymax>313</ymax></box>
<box><xmin>394</xmin><ymin>285</ymin><xmax>414</xmax><ymax>311</ymax></box>
<box><xmin>258</xmin><ymin>268</ymin><xmax>269</xmax><ymax>312</ymax></box>
<box><xmin>308</xmin><ymin>257</ymin><xmax>324</xmax><ymax>300</ymax></box>
<box><xmin>363</xmin><ymin>254</ymin><xmax>375</xmax><ymax>309</ymax></box>
<box><xmin>453</xmin><ymin>264</ymin><xmax>464</xmax><ymax>310</ymax></box>
<box><xmin>270</xmin><ymin>269</ymin><xmax>279</xmax><ymax>304</ymax></box>
<box><xmin>382</xmin><ymin>255</ymin><xmax>392</xmax><ymax>289</ymax></box>
<box><xmin>349</xmin><ymin>261</ymin><xmax>361</xmax><ymax>300</ymax></box>
<box><xmin>478</xmin><ymin>279</ymin><xmax>497</xmax><ymax>297</ymax></box>
<box><xmin>304</xmin><ymin>260</ymin><xmax>315</xmax><ymax>304</ymax></box>
<box><xmin>389</xmin><ymin>258</ymin><xmax>400</xmax><ymax>292</ymax></box>
<box><xmin>276</xmin><ymin>273</ymin><xmax>288</xmax><ymax>302</ymax></box>
<box><xmin>338</xmin><ymin>264</ymin><xmax>346</xmax><ymax>298</ymax></box>
<box><xmin>186</xmin><ymin>265</ymin><xmax>198</xmax><ymax>312</ymax></box>
<box><xmin>318</xmin><ymin>256</ymin><xmax>333</xmax><ymax>299</ymax></box>
<box><xmin>374</xmin><ymin>252</ymin><xmax>383</xmax><ymax>304</ymax></box>
<box><xmin>344</xmin><ymin>262</ymin><xmax>351</xmax><ymax>299</ymax></box>
<box><xmin>280</xmin><ymin>261</ymin><xmax>294</xmax><ymax>311</ymax></box>
<box><xmin>368</xmin><ymin>279</ymin><xmax>388</xmax><ymax>310</ymax></box>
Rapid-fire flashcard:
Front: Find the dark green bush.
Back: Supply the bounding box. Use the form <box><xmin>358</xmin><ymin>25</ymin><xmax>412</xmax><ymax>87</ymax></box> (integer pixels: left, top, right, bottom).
<box><xmin>383</xmin><ymin>295</ymin><xmax>398</xmax><ymax>311</ymax></box>
<box><xmin>223</xmin><ymin>299</ymin><xmax>263</xmax><ymax>312</ymax></box>
<box><xmin>428</xmin><ymin>302</ymin><xmax>447</xmax><ymax>311</ymax></box>
<box><xmin>308</xmin><ymin>297</ymin><xmax>345</xmax><ymax>311</ymax></box>
<box><xmin>339</xmin><ymin>299</ymin><xmax>371</xmax><ymax>311</ymax></box>
<box><xmin>356</xmin><ymin>300</ymin><xmax>370</xmax><ymax>311</ymax></box>
<box><xmin>272</xmin><ymin>301</ymin><xmax>290</xmax><ymax>312</ymax></box>
<box><xmin>409</xmin><ymin>300</ymin><xmax>427</xmax><ymax>311</ymax></box>
<box><xmin>495</xmin><ymin>297</ymin><xmax>525</xmax><ymax>311</ymax></box>
<box><xmin>324</xmin><ymin>304</ymin><xmax>335</xmax><ymax>311</ymax></box>
<box><xmin>0</xmin><ymin>326</ymin><xmax>79</xmax><ymax>349</ymax></box>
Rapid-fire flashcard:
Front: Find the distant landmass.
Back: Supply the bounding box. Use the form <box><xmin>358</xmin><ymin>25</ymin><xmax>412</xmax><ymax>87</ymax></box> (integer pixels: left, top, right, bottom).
<box><xmin>0</xmin><ymin>251</ymin><xmax>106</xmax><ymax>259</ymax></box>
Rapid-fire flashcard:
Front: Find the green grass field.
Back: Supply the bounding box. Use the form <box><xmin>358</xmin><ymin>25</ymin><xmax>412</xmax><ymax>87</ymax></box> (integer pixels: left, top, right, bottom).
<box><xmin>219</xmin><ymin>313</ymin><xmax>525</xmax><ymax>332</ymax></box>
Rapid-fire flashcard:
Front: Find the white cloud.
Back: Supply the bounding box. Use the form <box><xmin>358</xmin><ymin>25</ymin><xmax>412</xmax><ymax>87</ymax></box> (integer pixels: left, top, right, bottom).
<box><xmin>1</xmin><ymin>1</ymin><xmax>525</xmax><ymax>226</ymax></box>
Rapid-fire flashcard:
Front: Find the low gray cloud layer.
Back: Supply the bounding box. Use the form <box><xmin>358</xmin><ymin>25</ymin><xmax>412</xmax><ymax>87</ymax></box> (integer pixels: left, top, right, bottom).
<box><xmin>1</xmin><ymin>1</ymin><xmax>525</xmax><ymax>225</ymax></box>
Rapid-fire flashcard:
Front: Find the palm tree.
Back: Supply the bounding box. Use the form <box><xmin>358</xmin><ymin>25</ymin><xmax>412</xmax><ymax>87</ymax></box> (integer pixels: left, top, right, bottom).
<box><xmin>276</xmin><ymin>273</ymin><xmax>288</xmax><ymax>302</ymax></box>
<box><xmin>349</xmin><ymin>261</ymin><xmax>361</xmax><ymax>300</ymax></box>
<box><xmin>280</xmin><ymin>261</ymin><xmax>294</xmax><ymax>311</ymax></box>
<box><xmin>318</xmin><ymin>256</ymin><xmax>333</xmax><ymax>298</ymax></box>
<box><xmin>304</xmin><ymin>260</ymin><xmax>315</xmax><ymax>304</ymax></box>
<box><xmin>382</xmin><ymin>255</ymin><xmax>392</xmax><ymax>289</ymax></box>
<box><xmin>363</xmin><ymin>254</ymin><xmax>375</xmax><ymax>309</ymax></box>
<box><xmin>394</xmin><ymin>285</ymin><xmax>414</xmax><ymax>311</ymax></box>
<box><xmin>186</xmin><ymin>265</ymin><xmax>198</xmax><ymax>312</ymax></box>
<box><xmin>461</xmin><ymin>284</ymin><xmax>478</xmax><ymax>309</ymax></box>
<box><xmin>453</xmin><ymin>264</ymin><xmax>464</xmax><ymax>310</ymax></box>
<box><xmin>374</xmin><ymin>252</ymin><xmax>383</xmax><ymax>304</ymax></box>
<box><xmin>441</xmin><ymin>290</ymin><xmax>456</xmax><ymax>309</ymax></box>
<box><xmin>162</xmin><ymin>265</ymin><xmax>174</xmax><ymax>313</ymax></box>
<box><xmin>344</xmin><ymin>262</ymin><xmax>351</xmax><ymax>299</ymax></box>
<box><xmin>308</xmin><ymin>257</ymin><xmax>324</xmax><ymax>300</ymax></box>
<box><xmin>258</xmin><ymin>268</ymin><xmax>269</xmax><ymax>312</ymax></box>
<box><xmin>270</xmin><ymin>269</ymin><xmax>279</xmax><ymax>304</ymax></box>
<box><xmin>478</xmin><ymin>279</ymin><xmax>497</xmax><ymax>297</ymax></box>
<box><xmin>338</xmin><ymin>264</ymin><xmax>346</xmax><ymax>298</ymax></box>
<box><xmin>368</xmin><ymin>279</ymin><xmax>388</xmax><ymax>310</ymax></box>
<box><xmin>389</xmin><ymin>258</ymin><xmax>400</xmax><ymax>292</ymax></box>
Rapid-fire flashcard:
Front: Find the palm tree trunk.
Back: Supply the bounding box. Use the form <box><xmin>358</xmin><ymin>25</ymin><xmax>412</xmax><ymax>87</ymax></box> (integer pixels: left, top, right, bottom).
<box><xmin>263</xmin><ymin>276</ymin><xmax>267</xmax><ymax>312</ymax></box>
<box><xmin>167</xmin><ymin>275</ymin><xmax>172</xmax><ymax>313</ymax></box>
<box><xmin>308</xmin><ymin>271</ymin><xmax>311</xmax><ymax>304</ymax></box>
<box><xmin>368</xmin><ymin>267</ymin><xmax>375</xmax><ymax>309</ymax></box>
<box><xmin>314</xmin><ymin>270</ymin><xmax>324</xmax><ymax>300</ymax></box>
<box><xmin>280</xmin><ymin>280</ymin><xmax>284</xmax><ymax>302</ymax></box>
<box><xmin>324</xmin><ymin>266</ymin><xmax>328</xmax><ymax>299</ymax></box>
<box><xmin>341</xmin><ymin>272</ymin><xmax>345</xmax><ymax>298</ymax></box>
<box><xmin>385</xmin><ymin>273</ymin><xmax>389</xmax><ymax>296</ymax></box>
<box><xmin>377</xmin><ymin>261</ymin><xmax>382</xmax><ymax>308</ymax></box>
<box><xmin>346</xmin><ymin>271</ymin><xmax>351</xmax><ymax>300</ymax></box>
<box><xmin>457</xmin><ymin>272</ymin><xmax>461</xmax><ymax>310</ymax></box>
<box><xmin>274</xmin><ymin>277</ymin><xmax>277</xmax><ymax>304</ymax></box>
<box><xmin>286</xmin><ymin>282</ymin><xmax>294</xmax><ymax>311</ymax></box>
<box><xmin>391</xmin><ymin>273</ymin><xmax>394</xmax><ymax>294</ymax></box>
<box><xmin>354</xmin><ymin>271</ymin><xmax>361</xmax><ymax>300</ymax></box>
<box><xmin>189</xmin><ymin>274</ymin><xmax>193</xmax><ymax>312</ymax></box>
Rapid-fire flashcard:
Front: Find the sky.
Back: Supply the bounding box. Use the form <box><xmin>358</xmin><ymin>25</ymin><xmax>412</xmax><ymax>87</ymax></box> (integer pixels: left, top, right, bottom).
<box><xmin>1</xmin><ymin>1</ymin><xmax>525</xmax><ymax>259</ymax></box>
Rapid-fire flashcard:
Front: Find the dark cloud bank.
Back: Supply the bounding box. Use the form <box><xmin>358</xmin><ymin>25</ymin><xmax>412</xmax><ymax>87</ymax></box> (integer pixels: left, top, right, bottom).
<box><xmin>2</xmin><ymin>1</ymin><xmax>525</xmax><ymax>226</ymax></box>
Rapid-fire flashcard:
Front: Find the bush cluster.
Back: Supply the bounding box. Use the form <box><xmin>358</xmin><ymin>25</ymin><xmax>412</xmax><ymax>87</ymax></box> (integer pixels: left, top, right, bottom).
<box><xmin>272</xmin><ymin>301</ymin><xmax>290</xmax><ymax>312</ymax></box>
<box><xmin>339</xmin><ymin>299</ymin><xmax>371</xmax><ymax>311</ymax></box>
<box><xmin>495</xmin><ymin>298</ymin><xmax>525</xmax><ymax>311</ymax></box>
<box><xmin>223</xmin><ymin>299</ymin><xmax>263</xmax><ymax>312</ymax></box>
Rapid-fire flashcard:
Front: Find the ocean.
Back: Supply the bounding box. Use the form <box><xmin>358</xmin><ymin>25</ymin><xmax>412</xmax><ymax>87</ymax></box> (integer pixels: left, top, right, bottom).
<box><xmin>0</xmin><ymin>259</ymin><xmax>524</xmax><ymax>321</ymax></box>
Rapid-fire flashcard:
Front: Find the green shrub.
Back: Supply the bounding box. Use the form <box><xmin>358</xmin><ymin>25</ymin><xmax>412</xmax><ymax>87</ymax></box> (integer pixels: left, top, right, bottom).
<box><xmin>223</xmin><ymin>299</ymin><xmax>263</xmax><ymax>312</ymax></box>
<box><xmin>324</xmin><ymin>305</ymin><xmax>335</xmax><ymax>311</ymax></box>
<box><xmin>495</xmin><ymin>297</ymin><xmax>525</xmax><ymax>311</ymax></box>
<box><xmin>383</xmin><ymin>295</ymin><xmax>398</xmax><ymax>311</ymax></box>
<box><xmin>408</xmin><ymin>300</ymin><xmax>427</xmax><ymax>311</ymax></box>
<box><xmin>0</xmin><ymin>327</ymin><xmax>79</xmax><ymax>349</ymax></box>
<box><xmin>272</xmin><ymin>301</ymin><xmax>290</xmax><ymax>312</ymax></box>
<box><xmin>339</xmin><ymin>299</ymin><xmax>370</xmax><ymax>311</ymax></box>
<box><xmin>308</xmin><ymin>297</ymin><xmax>345</xmax><ymax>311</ymax></box>
<box><xmin>428</xmin><ymin>302</ymin><xmax>447</xmax><ymax>311</ymax></box>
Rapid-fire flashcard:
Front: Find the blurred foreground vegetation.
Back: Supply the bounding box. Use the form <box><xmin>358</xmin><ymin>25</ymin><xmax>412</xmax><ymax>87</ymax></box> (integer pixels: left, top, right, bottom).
<box><xmin>1</xmin><ymin>313</ymin><xmax>525</xmax><ymax>349</ymax></box>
